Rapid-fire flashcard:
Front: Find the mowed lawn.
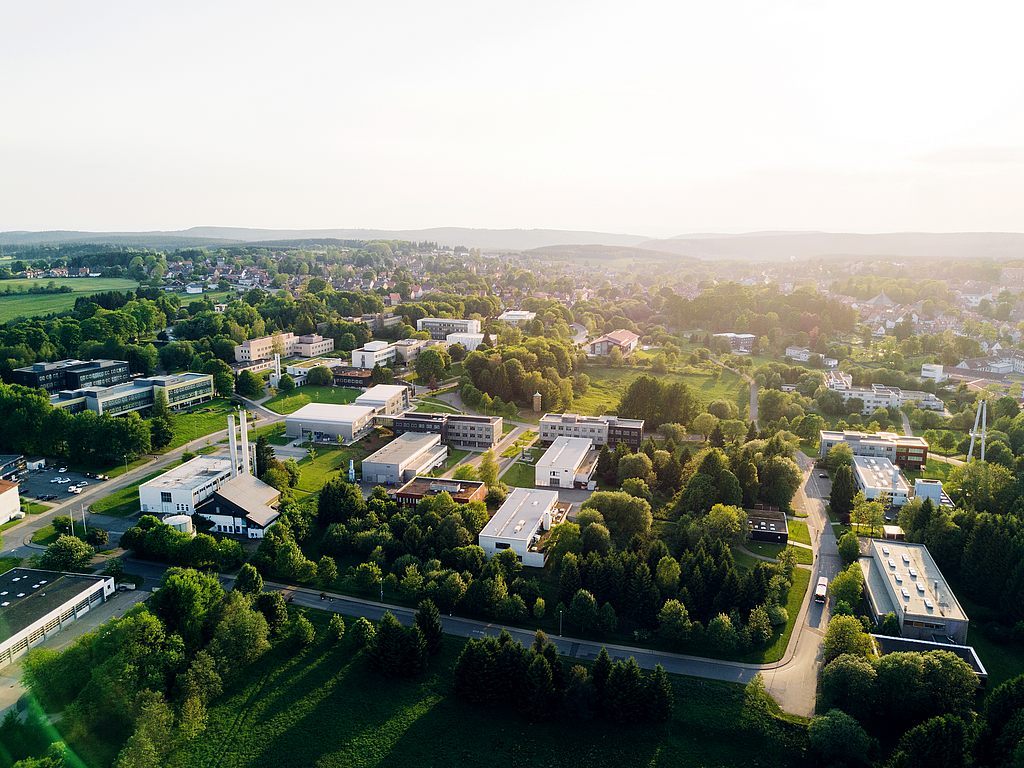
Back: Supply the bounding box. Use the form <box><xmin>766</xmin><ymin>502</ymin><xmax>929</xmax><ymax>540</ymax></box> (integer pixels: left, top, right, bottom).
<box><xmin>164</xmin><ymin>612</ymin><xmax>804</xmax><ymax>768</ymax></box>
<box><xmin>265</xmin><ymin>386</ymin><xmax>360</xmax><ymax>415</ymax></box>
<box><xmin>90</xmin><ymin>469</ymin><xmax>167</xmax><ymax>517</ymax></box>
<box><xmin>573</xmin><ymin>365</ymin><xmax>745</xmax><ymax>416</ymax></box>
<box><xmin>501</xmin><ymin>461</ymin><xmax>537</xmax><ymax>489</ymax></box>
<box><xmin>164</xmin><ymin>399</ymin><xmax>239</xmax><ymax>451</ymax></box>
<box><xmin>0</xmin><ymin>277</ymin><xmax>139</xmax><ymax>321</ymax></box>
<box><xmin>293</xmin><ymin>434</ymin><xmax>391</xmax><ymax>496</ymax></box>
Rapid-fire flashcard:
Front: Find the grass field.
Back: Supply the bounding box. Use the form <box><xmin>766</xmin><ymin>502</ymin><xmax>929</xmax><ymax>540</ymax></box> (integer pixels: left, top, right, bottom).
<box><xmin>750</xmin><ymin>568</ymin><xmax>812</xmax><ymax>664</ymax></box>
<box><xmin>164</xmin><ymin>399</ymin><xmax>239</xmax><ymax>452</ymax></box>
<box><xmin>573</xmin><ymin>365</ymin><xmax>744</xmax><ymax>416</ymax></box>
<box><xmin>0</xmin><ymin>278</ymin><xmax>140</xmax><ymax>321</ymax></box>
<box><xmin>745</xmin><ymin>540</ymin><xmax>814</xmax><ymax>566</ymax></box>
<box><xmin>903</xmin><ymin>458</ymin><xmax>956</xmax><ymax>484</ymax></box>
<box><xmin>0</xmin><ymin>556</ymin><xmax>21</xmax><ymax>574</ymax></box>
<box><xmin>787</xmin><ymin>519</ymin><xmax>811</xmax><ymax>546</ymax></box>
<box><xmin>264</xmin><ymin>386</ymin><xmax>360</xmax><ymax>415</ymax></box>
<box><xmin>20</xmin><ymin>500</ymin><xmax>49</xmax><ymax>515</ymax></box>
<box><xmin>430</xmin><ymin>448</ymin><xmax>469</xmax><ymax>475</ymax></box>
<box><xmin>501</xmin><ymin>461</ymin><xmax>537</xmax><ymax>489</ymax></box>
<box><xmin>501</xmin><ymin>429</ymin><xmax>538</xmax><ymax>458</ymax></box>
<box><xmin>30</xmin><ymin>524</ymin><xmax>61</xmax><ymax>546</ymax></box>
<box><xmin>293</xmin><ymin>435</ymin><xmax>390</xmax><ymax>496</ymax></box>
<box><xmin>413</xmin><ymin>396</ymin><xmax>461</xmax><ymax>414</ymax></box>
<box><xmin>253</xmin><ymin>422</ymin><xmax>292</xmax><ymax>445</ymax></box>
<box><xmin>164</xmin><ymin>611</ymin><xmax>805</xmax><ymax>768</ymax></box>
<box><xmin>89</xmin><ymin>469</ymin><xmax>166</xmax><ymax>517</ymax></box>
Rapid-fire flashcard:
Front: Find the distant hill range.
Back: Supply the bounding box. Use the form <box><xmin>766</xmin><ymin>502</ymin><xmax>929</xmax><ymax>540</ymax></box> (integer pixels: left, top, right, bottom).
<box><xmin>2</xmin><ymin>227</ymin><xmax>1024</xmax><ymax>261</ymax></box>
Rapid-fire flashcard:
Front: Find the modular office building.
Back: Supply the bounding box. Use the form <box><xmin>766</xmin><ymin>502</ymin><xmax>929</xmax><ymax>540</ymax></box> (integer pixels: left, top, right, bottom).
<box><xmin>478</xmin><ymin>487</ymin><xmax>562</xmax><ymax>567</ymax></box>
<box><xmin>360</xmin><ymin>432</ymin><xmax>448</xmax><ymax>486</ymax></box>
<box><xmin>285</xmin><ymin>403</ymin><xmax>376</xmax><ymax>443</ymax></box>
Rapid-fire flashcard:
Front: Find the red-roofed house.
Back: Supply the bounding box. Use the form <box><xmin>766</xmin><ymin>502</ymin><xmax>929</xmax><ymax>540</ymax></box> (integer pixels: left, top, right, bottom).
<box><xmin>587</xmin><ymin>329</ymin><xmax>640</xmax><ymax>357</ymax></box>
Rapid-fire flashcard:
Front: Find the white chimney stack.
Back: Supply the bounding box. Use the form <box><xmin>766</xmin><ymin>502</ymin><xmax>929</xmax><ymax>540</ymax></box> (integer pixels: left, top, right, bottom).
<box><xmin>227</xmin><ymin>414</ymin><xmax>239</xmax><ymax>478</ymax></box>
<box><xmin>239</xmin><ymin>410</ymin><xmax>251</xmax><ymax>476</ymax></box>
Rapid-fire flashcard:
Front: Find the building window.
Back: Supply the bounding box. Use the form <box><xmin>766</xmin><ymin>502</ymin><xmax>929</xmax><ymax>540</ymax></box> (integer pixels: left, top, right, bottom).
<box><xmin>495</xmin><ymin>542</ymin><xmax>510</xmax><ymax>550</ymax></box>
<box><xmin>161</xmin><ymin>492</ymin><xmax>172</xmax><ymax>503</ymax></box>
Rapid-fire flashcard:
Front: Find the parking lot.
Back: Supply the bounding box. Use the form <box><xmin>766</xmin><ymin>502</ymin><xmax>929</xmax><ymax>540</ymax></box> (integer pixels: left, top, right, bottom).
<box><xmin>18</xmin><ymin>465</ymin><xmax>110</xmax><ymax>502</ymax></box>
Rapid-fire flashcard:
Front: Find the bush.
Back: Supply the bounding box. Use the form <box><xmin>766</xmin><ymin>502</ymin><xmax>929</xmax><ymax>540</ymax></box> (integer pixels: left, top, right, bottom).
<box><xmin>327</xmin><ymin>614</ymin><xmax>346</xmax><ymax>642</ymax></box>
<box><xmin>289</xmin><ymin>614</ymin><xmax>316</xmax><ymax>647</ymax></box>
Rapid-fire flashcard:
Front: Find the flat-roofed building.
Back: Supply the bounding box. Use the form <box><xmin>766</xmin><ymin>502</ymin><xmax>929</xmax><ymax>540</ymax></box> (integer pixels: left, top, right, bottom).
<box><xmin>852</xmin><ymin>456</ymin><xmax>910</xmax><ymax>506</ymax></box>
<box><xmin>392</xmin><ymin>476</ymin><xmax>487</xmax><ymax>508</ymax></box>
<box><xmin>914</xmin><ymin>478</ymin><xmax>954</xmax><ymax>508</ymax></box>
<box><xmin>0</xmin><ymin>568</ymin><xmax>116</xmax><ymax>669</ymax></box>
<box><xmin>921</xmin><ymin>363</ymin><xmax>947</xmax><ymax>383</ymax></box>
<box><xmin>445</xmin><ymin>332</ymin><xmax>485</xmax><ymax>352</ymax></box>
<box><xmin>748</xmin><ymin>508</ymin><xmax>789</xmax><ymax>543</ymax></box>
<box><xmin>819</xmin><ymin>430</ymin><xmax>929</xmax><ymax>470</ymax></box>
<box><xmin>496</xmin><ymin>310</ymin><xmax>536</xmax><ymax>326</ymax></box>
<box><xmin>361</xmin><ymin>433</ymin><xmax>447</xmax><ymax>486</ymax></box>
<box><xmin>826</xmin><ymin>370</ymin><xmax>853</xmax><ymax>390</ymax></box>
<box><xmin>392</xmin><ymin>411</ymin><xmax>503</xmax><ymax>449</ymax></box>
<box><xmin>587</xmin><ymin>329</ymin><xmax>640</xmax><ymax>357</ymax></box>
<box><xmin>539</xmin><ymin>413</ymin><xmax>644</xmax><ymax>449</ymax></box>
<box><xmin>285</xmin><ymin>403</ymin><xmax>376</xmax><ymax>444</ymax></box>
<box><xmin>139</xmin><ymin>455</ymin><xmax>235</xmax><ymax>515</ymax></box>
<box><xmin>49</xmin><ymin>373</ymin><xmax>215</xmax><ymax>416</ymax></box>
<box><xmin>0</xmin><ymin>480</ymin><xmax>20</xmax><ymax>525</ymax></box>
<box><xmin>283</xmin><ymin>357</ymin><xmax>346</xmax><ymax>386</ymax></box>
<box><xmin>234</xmin><ymin>333</ymin><xmax>296</xmax><ymax>363</ymax></box>
<box><xmin>393</xmin><ymin>338</ymin><xmax>428</xmax><ymax>362</ymax></box>
<box><xmin>294</xmin><ymin>334</ymin><xmax>335</xmax><ymax>357</ymax></box>
<box><xmin>478</xmin><ymin>487</ymin><xmax>570</xmax><ymax>566</ymax></box>
<box><xmin>713</xmin><ymin>332</ymin><xmax>755</xmax><ymax>354</ymax></box>
<box><xmin>535</xmin><ymin>436</ymin><xmax>597</xmax><ymax>488</ymax></box>
<box><xmin>355</xmin><ymin>384</ymin><xmax>411</xmax><ymax>416</ymax></box>
<box><xmin>861</xmin><ymin>539</ymin><xmax>969</xmax><ymax>643</ymax></box>
<box><xmin>351</xmin><ymin>340</ymin><xmax>396</xmax><ymax>369</ymax></box>
<box><xmin>11</xmin><ymin>358</ymin><xmax>130</xmax><ymax>394</ymax></box>
<box><xmin>331</xmin><ymin>366</ymin><xmax>374</xmax><ymax>388</ymax></box>
<box><xmin>416</xmin><ymin>317</ymin><xmax>481</xmax><ymax>340</ymax></box>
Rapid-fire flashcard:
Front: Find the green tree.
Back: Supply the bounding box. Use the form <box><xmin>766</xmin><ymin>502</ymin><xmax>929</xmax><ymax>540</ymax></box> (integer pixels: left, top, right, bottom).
<box><xmin>289</xmin><ymin>614</ymin><xmax>316</xmax><ymax>647</ymax></box>
<box><xmin>568</xmin><ymin>589</ymin><xmax>598</xmax><ymax>632</ymax></box>
<box><xmin>208</xmin><ymin>591</ymin><xmax>271</xmax><ymax>668</ymax></box>
<box><xmin>823</xmin><ymin>615</ymin><xmax>872</xmax><ymax>663</ymax></box>
<box><xmin>692</xmin><ymin>413</ymin><xmax>719</xmax><ymax>440</ymax></box>
<box><xmin>234</xmin><ymin>563</ymin><xmax>263</xmax><ymax>595</ymax></box>
<box><xmin>581</xmin><ymin>491</ymin><xmax>652</xmax><ymax>548</ymax></box>
<box><xmin>617</xmin><ymin>452</ymin><xmax>655</xmax><ymax>485</ymax></box>
<box><xmin>40</xmin><ymin>535</ymin><xmax>94</xmax><ymax>571</ymax></box>
<box><xmin>827</xmin><ymin>442</ymin><xmax>854</xmax><ymax>470</ymax></box>
<box><xmin>837</xmin><ymin>530</ymin><xmax>860</xmax><ymax>565</ymax></box>
<box><xmin>477</xmin><ymin>449</ymin><xmax>501</xmax><ymax>488</ymax></box>
<box><xmin>830</xmin><ymin>464</ymin><xmax>856</xmax><ymax>522</ymax></box>
<box><xmin>415</xmin><ymin>347</ymin><xmax>451</xmax><ymax>386</ymax></box>
<box><xmin>850</xmin><ymin>492</ymin><xmax>884</xmax><ymax>537</ymax></box>
<box><xmin>306</xmin><ymin>366</ymin><xmax>333</xmax><ymax>386</ymax></box>
<box><xmin>888</xmin><ymin>715</ymin><xmax>972</xmax><ymax>768</ymax></box>
<box><xmin>236</xmin><ymin>370</ymin><xmax>263</xmax><ymax>399</ymax></box>
<box><xmin>820</xmin><ymin>653</ymin><xmax>877</xmax><ymax>720</ymax></box>
<box><xmin>317</xmin><ymin>555</ymin><xmax>338</xmax><ymax>587</ymax></box>
<box><xmin>277</xmin><ymin>373</ymin><xmax>295</xmax><ymax>392</ymax></box>
<box><xmin>327</xmin><ymin>614</ymin><xmax>346</xmax><ymax>642</ymax></box>
<box><xmin>416</xmin><ymin>598</ymin><xmax>443</xmax><ymax>656</ymax></box>
<box><xmin>829</xmin><ymin>563</ymin><xmax>865</xmax><ymax>608</ymax></box>
<box><xmin>657</xmin><ymin>599</ymin><xmax>693</xmax><ymax>647</ymax></box>
<box><xmin>808</xmin><ymin>709</ymin><xmax>872</xmax><ymax>767</ymax></box>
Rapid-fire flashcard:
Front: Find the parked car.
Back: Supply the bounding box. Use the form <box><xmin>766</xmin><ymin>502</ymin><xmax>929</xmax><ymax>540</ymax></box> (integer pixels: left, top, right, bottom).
<box><xmin>818</xmin><ymin>473</ymin><xmax>828</xmax><ymax>478</ymax></box>
<box><xmin>76</xmin><ymin>481</ymin><xmax>88</xmax><ymax>488</ymax></box>
<box><xmin>58</xmin><ymin>467</ymin><xmax>68</xmax><ymax>472</ymax></box>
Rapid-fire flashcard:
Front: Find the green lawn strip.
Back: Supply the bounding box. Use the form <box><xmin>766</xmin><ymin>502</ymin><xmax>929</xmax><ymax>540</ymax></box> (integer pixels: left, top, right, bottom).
<box><xmin>106</xmin><ymin>454</ymin><xmax>153</xmax><ymax>478</ymax></box>
<box><xmin>902</xmin><ymin>457</ymin><xmax>954</xmax><ymax>483</ymax></box>
<box><xmin>742</xmin><ymin>567</ymin><xmax>812</xmax><ymax>664</ymax></box>
<box><xmin>786</xmin><ymin>519</ymin><xmax>811</xmax><ymax>546</ymax></box>
<box><xmin>31</xmin><ymin>524</ymin><xmax>60</xmax><ymax>546</ymax></box>
<box><xmin>500</xmin><ymin>461</ymin><xmax>536</xmax><ymax>489</ymax></box>
<box><xmin>20</xmin><ymin>500</ymin><xmax>49</xmax><ymax>514</ymax></box>
<box><xmin>253</xmin><ymin>423</ymin><xmax>291</xmax><ymax>445</ymax></box>
<box><xmin>413</xmin><ymin>397</ymin><xmax>461</xmax><ymax>414</ymax></box>
<box><xmin>264</xmin><ymin>386</ymin><xmax>360</xmax><ymax>415</ymax></box>
<box><xmin>745</xmin><ymin>540</ymin><xmax>813</xmax><ymax>566</ymax></box>
<box><xmin>429</xmin><ymin>449</ymin><xmax>469</xmax><ymax>476</ymax></box>
<box><xmin>163</xmin><ymin>609</ymin><xmax>805</xmax><ymax>768</ymax></box>
<box><xmin>0</xmin><ymin>556</ymin><xmax>22</xmax><ymax>575</ymax></box>
<box><xmin>90</xmin><ymin>470</ymin><xmax>167</xmax><ymax>517</ymax></box>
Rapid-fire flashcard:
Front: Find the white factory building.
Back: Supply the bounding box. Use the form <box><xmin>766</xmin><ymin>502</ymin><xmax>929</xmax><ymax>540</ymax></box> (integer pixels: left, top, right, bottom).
<box><xmin>285</xmin><ymin>403</ymin><xmax>376</xmax><ymax>444</ymax></box>
<box><xmin>360</xmin><ymin>433</ymin><xmax>448</xmax><ymax>486</ymax></box>
<box><xmin>354</xmin><ymin>384</ymin><xmax>411</xmax><ymax>416</ymax></box>
<box><xmin>496</xmin><ymin>310</ymin><xmax>537</xmax><ymax>326</ymax></box>
<box><xmin>0</xmin><ymin>568</ymin><xmax>115</xmax><ymax>669</ymax></box>
<box><xmin>852</xmin><ymin>456</ymin><xmax>910</xmax><ymax>506</ymax></box>
<box><xmin>534</xmin><ymin>436</ymin><xmax>597</xmax><ymax>489</ymax></box>
<box><xmin>446</xmin><ymin>332</ymin><xmax>485</xmax><ymax>351</ymax></box>
<box><xmin>478</xmin><ymin>487</ymin><xmax>565</xmax><ymax>567</ymax></box>
<box><xmin>351</xmin><ymin>341</ymin><xmax>397</xmax><ymax>370</ymax></box>
<box><xmin>0</xmin><ymin>480</ymin><xmax>21</xmax><ymax>525</ymax></box>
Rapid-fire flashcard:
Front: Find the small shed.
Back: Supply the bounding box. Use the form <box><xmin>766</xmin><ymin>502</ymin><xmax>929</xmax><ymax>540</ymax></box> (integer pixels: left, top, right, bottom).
<box><xmin>747</xmin><ymin>509</ymin><xmax>789</xmax><ymax>544</ymax></box>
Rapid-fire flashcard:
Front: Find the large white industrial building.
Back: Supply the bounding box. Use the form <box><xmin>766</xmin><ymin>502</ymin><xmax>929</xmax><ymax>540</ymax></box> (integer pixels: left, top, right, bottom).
<box><xmin>0</xmin><ymin>480</ymin><xmax>21</xmax><ymax>525</ymax></box>
<box><xmin>534</xmin><ymin>436</ymin><xmax>597</xmax><ymax>488</ymax></box>
<box><xmin>478</xmin><ymin>487</ymin><xmax>565</xmax><ymax>567</ymax></box>
<box><xmin>285</xmin><ymin>403</ymin><xmax>376</xmax><ymax>444</ymax></box>
<box><xmin>360</xmin><ymin>433</ymin><xmax>448</xmax><ymax>486</ymax></box>
<box><xmin>0</xmin><ymin>568</ymin><xmax>115</xmax><ymax>669</ymax></box>
<box><xmin>852</xmin><ymin>456</ymin><xmax>910</xmax><ymax>506</ymax></box>
<box><xmin>354</xmin><ymin>384</ymin><xmax>411</xmax><ymax>416</ymax></box>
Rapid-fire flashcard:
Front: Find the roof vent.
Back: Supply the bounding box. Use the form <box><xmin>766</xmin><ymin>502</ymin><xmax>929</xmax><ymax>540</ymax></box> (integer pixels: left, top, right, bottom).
<box><xmin>901</xmin><ymin>588</ymin><xmax>910</xmax><ymax>599</ymax></box>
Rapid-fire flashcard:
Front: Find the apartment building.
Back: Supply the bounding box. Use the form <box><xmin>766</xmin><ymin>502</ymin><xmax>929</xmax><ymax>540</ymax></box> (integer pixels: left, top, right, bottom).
<box><xmin>12</xmin><ymin>359</ymin><xmax>131</xmax><ymax>395</ymax></box>
<box><xmin>819</xmin><ymin>430</ymin><xmax>929</xmax><ymax>470</ymax></box>
<box><xmin>416</xmin><ymin>317</ymin><xmax>481</xmax><ymax>340</ymax></box>
<box><xmin>392</xmin><ymin>411</ymin><xmax>503</xmax><ymax>449</ymax></box>
<box><xmin>234</xmin><ymin>333</ymin><xmax>295</xmax><ymax>363</ymax></box>
<box><xmin>539</xmin><ymin>413</ymin><xmax>644</xmax><ymax>449</ymax></box>
<box><xmin>50</xmin><ymin>373</ymin><xmax>215</xmax><ymax>416</ymax></box>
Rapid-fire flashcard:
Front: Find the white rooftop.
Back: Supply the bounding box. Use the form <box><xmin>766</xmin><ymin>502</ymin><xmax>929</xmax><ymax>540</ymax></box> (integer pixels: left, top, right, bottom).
<box><xmin>286</xmin><ymin>403</ymin><xmax>376</xmax><ymax>422</ymax></box>
<box><xmin>864</xmin><ymin>539</ymin><xmax>967</xmax><ymax>622</ymax></box>
<box><xmin>363</xmin><ymin>340</ymin><xmax>392</xmax><ymax>351</ymax></box>
<box><xmin>356</xmin><ymin>384</ymin><xmax>409</xmax><ymax>403</ymax></box>
<box><xmin>536</xmin><ymin>436</ymin><xmax>593</xmax><ymax>471</ymax></box>
<box><xmin>497</xmin><ymin>310</ymin><xmax>537</xmax><ymax>321</ymax></box>
<box><xmin>479</xmin><ymin>487</ymin><xmax>559</xmax><ymax>543</ymax></box>
<box><xmin>853</xmin><ymin>455</ymin><xmax>910</xmax><ymax>495</ymax></box>
<box><xmin>140</xmin><ymin>455</ymin><xmax>233</xmax><ymax>493</ymax></box>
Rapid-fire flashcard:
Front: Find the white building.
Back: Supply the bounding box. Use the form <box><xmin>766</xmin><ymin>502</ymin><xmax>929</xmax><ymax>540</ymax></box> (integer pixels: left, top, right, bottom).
<box><xmin>195</xmin><ymin>473</ymin><xmax>281</xmax><ymax>539</ymax></box>
<box><xmin>294</xmin><ymin>334</ymin><xmax>336</xmax><ymax>358</ymax></box>
<box><xmin>360</xmin><ymin>433</ymin><xmax>448</xmax><ymax>486</ymax></box>
<box><xmin>139</xmin><ymin>455</ymin><xmax>234</xmax><ymax>515</ymax></box>
<box><xmin>820</xmin><ymin>430</ymin><xmax>928</xmax><ymax>469</ymax></box>
<box><xmin>534</xmin><ymin>436</ymin><xmax>596</xmax><ymax>488</ymax></box>
<box><xmin>393</xmin><ymin>338</ymin><xmax>428</xmax><ymax>362</ymax></box>
<box><xmin>921</xmin><ymin>363</ymin><xmax>947</xmax><ymax>383</ymax></box>
<box><xmin>478</xmin><ymin>487</ymin><xmax>562</xmax><ymax>567</ymax></box>
<box><xmin>416</xmin><ymin>317</ymin><xmax>481</xmax><ymax>340</ymax></box>
<box><xmin>281</xmin><ymin>357</ymin><xmax>346</xmax><ymax>386</ymax></box>
<box><xmin>446</xmin><ymin>332</ymin><xmax>485</xmax><ymax>352</ymax></box>
<box><xmin>354</xmin><ymin>384</ymin><xmax>411</xmax><ymax>416</ymax></box>
<box><xmin>914</xmin><ymin>478</ymin><xmax>953</xmax><ymax>508</ymax></box>
<box><xmin>852</xmin><ymin>456</ymin><xmax>910</xmax><ymax>506</ymax></box>
<box><xmin>0</xmin><ymin>568</ymin><xmax>116</xmax><ymax>669</ymax></box>
<box><xmin>497</xmin><ymin>310</ymin><xmax>537</xmax><ymax>326</ymax></box>
<box><xmin>0</xmin><ymin>480</ymin><xmax>20</xmax><ymax>525</ymax></box>
<box><xmin>285</xmin><ymin>403</ymin><xmax>376</xmax><ymax>443</ymax></box>
<box><xmin>785</xmin><ymin>346</ymin><xmax>812</xmax><ymax>362</ymax></box>
<box><xmin>824</xmin><ymin>380</ymin><xmax>943</xmax><ymax>414</ymax></box>
<box><xmin>351</xmin><ymin>340</ymin><xmax>397</xmax><ymax>370</ymax></box>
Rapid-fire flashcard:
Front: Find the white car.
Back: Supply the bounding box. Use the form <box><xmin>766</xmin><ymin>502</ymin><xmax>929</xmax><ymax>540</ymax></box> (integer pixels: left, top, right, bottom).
<box><xmin>57</xmin><ymin>478</ymin><xmax>70</xmax><ymax>484</ymax></box>
<box><xmin>68</xmin><ymin>487</ymin><xmax>82</xmax><ymax>494</ymax></box>
<box><xmin>50</xmin><ymin>478</ymin><xmax>60</xmax><ymax>484</ymax></box>
<box><xmin>58</xmin><ymin>467</ymin><xmax>68</xmax><ymax>473</ymax></box>
<box><xmin>76</xmin><ymin>481</ymin><xmax>88</xmax><ymax>487</ymax></box>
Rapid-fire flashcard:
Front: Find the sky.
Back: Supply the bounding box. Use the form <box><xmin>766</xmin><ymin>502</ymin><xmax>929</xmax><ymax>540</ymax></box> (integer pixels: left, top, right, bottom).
<box><xmin>3</xmin><ymin>1</ymin><xmax>1024</xmax><ymax>236</ymax></box>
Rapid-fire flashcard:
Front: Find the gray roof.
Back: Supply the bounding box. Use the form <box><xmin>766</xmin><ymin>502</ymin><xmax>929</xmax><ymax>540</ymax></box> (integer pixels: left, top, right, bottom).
<box><xmin>215</xmin><ymin>474</ymin><xmax>280</xmax><ymax>527</ymax></box>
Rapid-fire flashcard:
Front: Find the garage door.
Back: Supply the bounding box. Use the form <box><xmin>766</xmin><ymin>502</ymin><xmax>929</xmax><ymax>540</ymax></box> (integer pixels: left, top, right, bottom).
<box><xmin>549</xmin><ymin>478</ymin><xmax>560</xmax><ymax>488</ymax></box>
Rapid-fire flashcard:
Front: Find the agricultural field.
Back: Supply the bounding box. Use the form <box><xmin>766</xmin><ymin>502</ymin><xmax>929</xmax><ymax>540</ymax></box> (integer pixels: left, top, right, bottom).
<box><xmin>163</xmin><ymin>612</ymin><xmax>805</xmax><ymax>768</ymax></box>
<box><xmin>0</xmin><ymin>277</ymin><xmax>139</xmax><ymax>321</ymax></box>
<box><xmin>265</xmin><ymin>386</ymin><xmax>360</xmax><ymax>415</ymax></box>
<box><xmin>573</xmin><ymin>365</ymin><xmax>745</xmax><ymax>417</ymax></box>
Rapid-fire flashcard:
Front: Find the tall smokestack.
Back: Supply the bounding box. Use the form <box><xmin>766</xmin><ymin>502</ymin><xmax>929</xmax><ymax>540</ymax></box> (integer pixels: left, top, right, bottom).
<box><xmin>239</xmin><ymin>410</ymin><xmax>251</xmax><ymax>476</ymax></box>
<box><xmin>228</xmin><ymin>414</ymin><xmax>239</xmax><ymax>478</ymax></box>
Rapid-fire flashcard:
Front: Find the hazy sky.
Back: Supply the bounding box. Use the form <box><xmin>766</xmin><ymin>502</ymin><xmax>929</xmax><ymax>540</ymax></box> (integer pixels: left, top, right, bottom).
<box><xmin>4</xmin><ymin>1</ymin><xmax>1024</xmax><ymax>235</ymax></box>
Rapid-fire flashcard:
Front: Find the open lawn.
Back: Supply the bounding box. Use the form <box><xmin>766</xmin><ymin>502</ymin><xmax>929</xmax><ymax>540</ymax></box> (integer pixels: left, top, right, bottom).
<box><xmin>164</xmin><ymin>399</ymin><xmax>239</xmax><ymax>452</ymax></box>
<box><xmin>0</xmin><ymin>277</ymin><xmax>140</xmax><ymax>321</ymax></box>
<box><xmin>253</xmin><ymin>422</ymin><xmax>292</xmax><ymax>445</ymax></box>
<box><xmin>89</xmin><ymin>469</ymin><xmax>167</xmax><ymax>517</ymax></box>
<box><xmin>294</xmin><ymin>435</ymin><xmax>389</xmax><ymax>496</ymax></box>
<box><xmin>501</xmin><ymin>461</ymin><xmax>537</xmax><ymax>489</ymax></box>
<box><xmin>501</xmin><ymin>429</ymin><xmax>538</xmax><ymax>458</ymax></box>
<box><xmin>164</xmin><ymin>611</ymin><xmax>804</xmax><ymax>768</ymax></box>
<box><xmin>413</xmin><ymin>396</ymin><xmax>461</xmax><ymax>414</ymax></box>
<box><xmin>430</xmin><ymin>448</ymin><xmax>469</xmax><ymax>475</ymax></box>
<box><xmin>573</xmin><ymin>365</ymin><xmax>744</xmax><ymax>416</ymax></box>
<box><xmin>264</xmin><ymin>386</ymin><xmax>360</xmax><ymax>415</ymax></box>
<box><xmin>903</xmin><ymin>457</ymin><xmax>956</xmax><ymax>484</ymax></box>
<box><xmin>30</xmin><ymin>524</ymin><xmax>60</xmax><ymax>546</ymax></box>
<box><xmin>0</xmin><ymin>556</ymin><xmax>21</xmax><ymax>574</ymax></box>
<box><xmin>787</xmin><ymin>519</ymin><xmax>811</xmax><ymax>546</ymax></box>
<box><xmin>20</xmin><ymin>500</ymin><xmax>49</xmax><ymax>515</ymax></box>
<box><xmin>745</xmin><ymin>540</ymin><xmax>814</xmax><ymax>566</ymax></box>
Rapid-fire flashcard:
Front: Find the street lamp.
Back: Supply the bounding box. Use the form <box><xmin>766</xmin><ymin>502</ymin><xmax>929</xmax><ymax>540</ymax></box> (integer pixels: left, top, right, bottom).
<box><xmin>379</xmin><ymin>576</ymin><xmax>384</xmax><ymax>603</ymax></box>
<box><xmin>123</xmin><ymin>453</ymin><xmax>128</xmax><ymax>476</ymax></box>
<box><xmin>558</xmin><ymin>607</ymin><xmax>563</xmax><ymax>637</ymax></box>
